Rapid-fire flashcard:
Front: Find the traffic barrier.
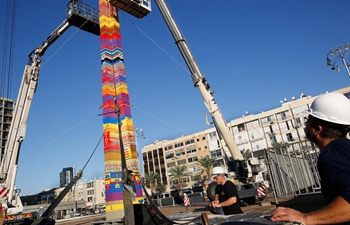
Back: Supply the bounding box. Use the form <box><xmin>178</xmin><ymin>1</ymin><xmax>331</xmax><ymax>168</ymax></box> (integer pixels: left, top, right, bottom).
<box><xmin>257</xmin><ymin>182</ymin><xmax>267</xmax><ymax>201</ymax></box>
<box><xmin>258</xmin><ymin>182</ymin><xmax>271</xmax><ymax>206</ymax></box>
<box><xmin>184</xmin><ymin>193</ymin><xmax>190</xmax><ymax>207</ymax></box>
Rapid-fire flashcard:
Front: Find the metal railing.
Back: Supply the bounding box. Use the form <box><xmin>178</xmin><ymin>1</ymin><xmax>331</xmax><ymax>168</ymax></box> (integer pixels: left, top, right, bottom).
<box><xmin>266</xmin><ymin>140</ymin><xmax>321</xmax><ymax>198</ymax></box>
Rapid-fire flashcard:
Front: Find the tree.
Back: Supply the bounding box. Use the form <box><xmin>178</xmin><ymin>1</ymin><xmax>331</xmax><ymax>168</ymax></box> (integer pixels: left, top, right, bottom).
<box><xmin>241</xmin><ymin>149</ymin><xmax>252</xmax><ymax>159</ymax></box>
<box><xmin>169</xmin><ymin>165</ymin><xmax>188</xmax><ymax>195</ymax></box>
<box><xmin>155</xmin><ymin>182</ymin><xmax>167</xmax><ymax>193</ymax></box>
<box><xmin>144</xmin><ymin>171</ymin><xmax>160</xmax><ymax>193</ymax></box>
<box><xmin>272</xmin><ymin>142</ymin><xmax>288</xmax><ymax>155</ymax></box>
<box><xmin>198</xmin><ymin>155</ymin><xmax>216</xmax><ymax>181</ymax></box>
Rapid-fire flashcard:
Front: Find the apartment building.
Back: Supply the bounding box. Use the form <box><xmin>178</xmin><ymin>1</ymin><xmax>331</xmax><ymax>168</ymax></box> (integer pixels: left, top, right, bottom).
<box><xmin>141</xmin><ymin>86</ymin><xmax>350</xmax><ymax>192</ymax></box>
<box><xmin>227</xmin><ymin>86</ymin><xmax>350</xmax><ymax>157</ymax></box>
<box><xmin>74</xmin><ymin>178</ymin><xmax>105</xmax><ymax>210</ymax></box>
<box><xmin>60</xmin><ymin>167</ymin><xmax>76</xmax><ymax>187</ymax></box>
<box><xmin>142</xmin><ymin>130</ymin><xmax>210</xmax><ymax>193</ymax></box>
<box><xmin>0</xmin><ymin>97</ymin><xmax>14</xmax><ymax>160</ymax></box>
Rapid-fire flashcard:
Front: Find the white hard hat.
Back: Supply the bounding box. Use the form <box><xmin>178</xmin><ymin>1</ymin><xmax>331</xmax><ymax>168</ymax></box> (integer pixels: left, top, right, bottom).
<box><xmin>211</xmin><ymin>167</ymin><xmax>227</xmax><ymax>178</ymax></box>
<box><xmin>307</xmin><ymin>92</ymin><xmax>350</xmax><ymax>125</ymax></box>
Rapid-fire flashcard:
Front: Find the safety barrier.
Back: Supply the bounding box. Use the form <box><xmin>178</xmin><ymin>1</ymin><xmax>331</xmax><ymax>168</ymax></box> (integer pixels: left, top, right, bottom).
<box><xmin>266</xmin><ymin>140</ymin><xmax>321</xmax><ymax>198</ymax></box>
<box><xmin>151</xmin><ymin>193</ymin><xmax>206</xmax><ymax>208</ymax></box>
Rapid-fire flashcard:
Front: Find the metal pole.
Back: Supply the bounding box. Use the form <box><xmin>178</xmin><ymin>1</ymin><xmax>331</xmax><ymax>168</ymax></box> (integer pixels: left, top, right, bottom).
<box><xmin>327</xmin><ymin>43</ymin><xmax>350</xmax><ymax>78</ymax></box>
<box><xmin>265</xmin><ymin>150</ymin><xmax>279</xmax><ymax>205</ymax></box>
<box><xmin>340</xmin><ymin>53</ymin><xmax>350</xmax><ymax>78</ymax></box>
<box><xmin>116</xmin><ymin>104</ymin><xmax>134</xmax><ymax>225</ymax></box>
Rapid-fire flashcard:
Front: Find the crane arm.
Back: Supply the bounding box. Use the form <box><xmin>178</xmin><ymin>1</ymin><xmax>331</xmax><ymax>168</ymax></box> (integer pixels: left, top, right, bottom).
<box><xmin>0</xmin><ymin>20</ymin><xmax>71</xmax><ymax>212</ymax></box>
<box><xmin>153</xmin><ymin>0</ymin><xmax>244</xmax><ymax>162</ymax></box>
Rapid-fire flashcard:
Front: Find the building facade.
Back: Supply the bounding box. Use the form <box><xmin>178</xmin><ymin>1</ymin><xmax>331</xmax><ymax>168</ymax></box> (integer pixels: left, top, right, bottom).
<box><xmin>141</xmin><ymin>86</ymin><xmax>350</xmax><ymax>193</ymax></box>
<box><xmin>59</xmin><ymin>167</ymin><xmax>76</xmax><ymax>187</ymax></box>
<box><xmin>0</xmin><ymin>97</ymin><xmax>14</xmax><ymax>161</ymax></box>
<box><xmin>142</xmin><ymin>130</ymin><xmax>210</xmax><ymax>193</ymax></box>
<box><xmin>21</xmin><ymin>178</ymin><xmax>105</xmax><ymax>218</ymax></box>
<box><xmin>74</xmin><ymin>178</ymin><xmax>105</xmax><ymax>211</ymax></box>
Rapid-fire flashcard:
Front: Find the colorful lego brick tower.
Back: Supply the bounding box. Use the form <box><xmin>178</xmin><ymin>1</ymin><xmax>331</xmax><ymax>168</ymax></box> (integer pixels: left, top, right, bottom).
<box><xmin>99</xmin><ymin>0</ymin><xmax>144</xmax><ymax>220</ymax></box>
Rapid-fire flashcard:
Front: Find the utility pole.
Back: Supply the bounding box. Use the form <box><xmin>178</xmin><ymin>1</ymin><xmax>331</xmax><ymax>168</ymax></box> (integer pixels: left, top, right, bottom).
<box><xmin>116</xmin><ymin>103</ymin><xmax>134</xmax><ymax>225</ymax></box>
<box><xmin>327</xmin><ymin>43</ymin><xmax>350</xmax><ymax>78</ymax></box>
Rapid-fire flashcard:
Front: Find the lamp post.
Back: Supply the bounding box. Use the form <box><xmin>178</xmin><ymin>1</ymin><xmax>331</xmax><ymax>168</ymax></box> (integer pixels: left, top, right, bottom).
<box><xmin>327</xmin><ymin>43</ymin><xmax>350</xmax><ymax>78</ymax></box>
<box><xmin>134</xmin><ymin>126</ymin><xmax>145</xmax><ymax>176</ymax></box>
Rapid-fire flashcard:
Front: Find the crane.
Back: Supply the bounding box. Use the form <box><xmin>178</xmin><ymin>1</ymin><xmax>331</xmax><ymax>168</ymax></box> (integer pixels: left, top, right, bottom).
<box><xmin>0</xmin><ymin>1</ymin><xmax>99</xmax><ymax>223</ymax></box>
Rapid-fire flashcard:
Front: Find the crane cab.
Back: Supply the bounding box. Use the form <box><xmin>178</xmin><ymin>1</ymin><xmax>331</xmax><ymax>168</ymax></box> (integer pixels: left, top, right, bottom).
<box><xmin>107</xmin><ymin>0</ymin><xmax>151</xmax><ymax>18</ymax></box>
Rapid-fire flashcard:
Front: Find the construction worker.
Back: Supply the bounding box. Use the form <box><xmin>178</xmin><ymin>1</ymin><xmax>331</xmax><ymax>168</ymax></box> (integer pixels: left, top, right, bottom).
<box><xmin>271</xmin><ymin>92</ymin><xmax>350</xmax><ymax>224</ymax></box>
<box><xmin>210</xmin><ymin>167</ymin><xmax>242</xmax><ymax>215</ymax></box>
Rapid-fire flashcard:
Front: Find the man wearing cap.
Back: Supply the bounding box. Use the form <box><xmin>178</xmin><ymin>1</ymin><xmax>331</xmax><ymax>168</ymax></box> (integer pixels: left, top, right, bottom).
<box><xmin>210</xmin><ymin>167</ymin><xmax>242</xmax><ymax>215</ymax></box>
<box><xmin>271</xmin><ymin>92</ymin><xmax>350</xmax><ymax>224</ymax></box>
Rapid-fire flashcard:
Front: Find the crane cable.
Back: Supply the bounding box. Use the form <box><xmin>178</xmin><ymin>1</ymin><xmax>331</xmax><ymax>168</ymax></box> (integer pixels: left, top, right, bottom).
<box><xmin>121</xmin><ymin>10</ymin><xmax>269</xmax><ymax>144</ymax></box>
<box><xmin>1</xmin><ymin>0</ymin><xmax>16</xmax><ymax>99</ymax></box>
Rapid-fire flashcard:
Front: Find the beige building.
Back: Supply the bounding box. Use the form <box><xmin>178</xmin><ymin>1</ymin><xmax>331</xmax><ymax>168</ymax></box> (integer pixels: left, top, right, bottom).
<box><xmin>142</xmin><ymin>130</ymin><xmax>210</xmax><ymax>193</ymax></box>
<box><xmin>141</xmin><ymin>86</ymin><xmax>350</xmax><ymax>192</ymax></box>
<box><xmin>74</xmin><ymin>178</ymin><xmax>105</xmax><ymax>210</ymax></box>
<box><xmin>226</xmin><ymin>86</ymin><xmax>350</xmax><ymax>157</ymax></box>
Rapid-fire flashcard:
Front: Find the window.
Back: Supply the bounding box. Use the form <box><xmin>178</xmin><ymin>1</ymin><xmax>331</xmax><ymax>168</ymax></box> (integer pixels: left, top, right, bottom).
<box><xmin>238</xmin><ymin>124</ymin><xmax>245</xmax><ymax>132</ymax></box>
<box><xmin>182</xmin><ymin>177</ymin><xmax>189</xmax><ymax>183</ymax></box>
<box><xmin>175</xmin><ymin>150</ymin><xmax>185</xmax><ymax>157</ymax></box>
<box><xmin>174</xmin><ymin>142</ymin><xmax>184</xmax><ymax>148</ymax></box>
<box><xmin>165</xmin><ymin>145</ymin><xmax>173</xmax><ymax>151</ymax></box>
<box><xmin>277</xmin><ymin>110</ymin><xmax>291</xmax><ymax>121</ymax></box>
<box><xmin>165</xmin><ymin>153</ymin><xmax>174</xmax><ymax>159</ymax></box>
<box><xmin>209</xmin><ymin>132</ymin><xmax>217</xmax><ymax>139</ymax></box>
<box><xmin>191</xmin><ymin>175</ymin><xmax>201</xmax><ymax>182</ymax></box>
<box><xmin>186</xmin><ymin>148</ymin><xmax>196</xmax><ymax>154</ymax></box>
<box><xmin>185</xmin><ymin>139</ymin><xmax>195</xmax><ymax>145</ymax></box>
<box><xmin>270</xmin><ymin>135</ymin><xmax>277</xmax><ymax>144</ymax></box>
<box><xmin>170</xmin><ymin>180</ymin><xmax>179</xmax><ymax>185</ymax></box>
<box><xmin>188</xmin><ymin>156</ymin><xmax>198</xmax><ymax>163</ymax></box>
<box><xmin>282</xmin><ymin>112</ymin><xmax>287</xmax><ymax>120</ymax></box>
<box><xmin>211</xmin><ymin>149</ymin><xmax>222</xmax><ymax>158</ymax></box>
<box><xmin>167</xmin><ymin>162</ymin><xmax>175</xmax><ymax>168</ymax></box>
<box><xmin>202</xmin><ymin>137</ymin><xmax>206</xmax><ymax>140</ymax></box>
<box><xmin>87</xmin><ymin>182</ymin><xmax>94</xmax><ymax>188</ymax></box>
<box><xmin>261</xmin><ymin>116</ymin><xmax>275</xmax><ymax>124</ymax></box>
<box><xmin>286</xmin><ymin>133</ymin><xmax>294</xmax><ymax>141</ymax></box>
<box><xmin>153</xmin><ymin>150</ymin><xmax>158</xmax><ymax>158</ymax></box>
<box><xmin>177</xmin><ymin>159</ymin><xmax>186</xmax><ymax>165</ymax></box>
<box><xmin>189</xmin><ymin>166</ymin><xmax>200</xmax><ymax>172</ymax></box>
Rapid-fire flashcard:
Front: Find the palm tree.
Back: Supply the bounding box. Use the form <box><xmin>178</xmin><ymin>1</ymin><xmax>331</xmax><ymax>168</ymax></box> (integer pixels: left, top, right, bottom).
<box><xmin>272</xmin><ymin>142</ymin><xmax>288</xmax><ymax>155</ymax></box>
<box><xmin>198</xmin><ymin>155</ymin><xmax>216</xmax><ymax>181</ymax></box>
<box><xmin>144</xmin><ymin>171</ymin><xmax>160</xmax><ymax>193</ymax></box>
<box><xmin>241</xmin><ymin>149</ymin><xmax>252</xmax><ymax>159</ymax></box>
<box><xmin>169</xmin><ymin>165</ymin><xmax>188</xmax><ymax>195</ymax></box>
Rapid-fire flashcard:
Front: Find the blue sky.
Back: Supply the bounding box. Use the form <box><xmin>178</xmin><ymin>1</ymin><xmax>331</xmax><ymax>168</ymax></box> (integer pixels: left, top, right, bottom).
<box><xmin>1</xmin><ymin>0</ymin><xmax>350</xmax><ymax>196</ymax></box>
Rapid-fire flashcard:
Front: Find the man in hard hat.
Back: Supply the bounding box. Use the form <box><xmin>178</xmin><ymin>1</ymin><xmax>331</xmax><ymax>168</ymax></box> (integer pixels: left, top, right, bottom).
<box><xmin>271</xmin><ymin>92</ymin><xmax>350</xmax><ymax>224</ymax></box>
<box><xmin>210</xmin><ymin>166</ymin><xmax>242</xmax><ymax>215</ymax></box>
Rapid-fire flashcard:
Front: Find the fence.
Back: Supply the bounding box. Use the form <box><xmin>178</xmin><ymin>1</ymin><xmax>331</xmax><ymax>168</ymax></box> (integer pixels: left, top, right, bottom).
<box><xmin>266</xmin><ymin>140</ymin><xmax>321</xmax><ymax>199</ymax></box>
<box><xmin>151</xmin><ymin>193</ymin><xmax>205</xmax><ymax>207</ymax></box>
